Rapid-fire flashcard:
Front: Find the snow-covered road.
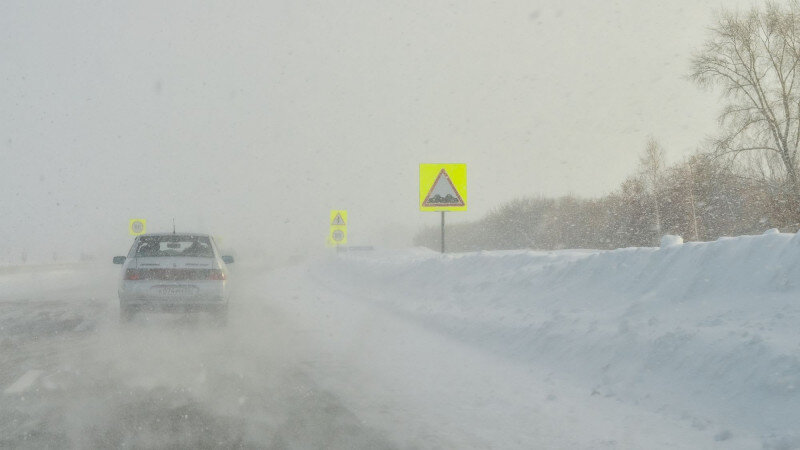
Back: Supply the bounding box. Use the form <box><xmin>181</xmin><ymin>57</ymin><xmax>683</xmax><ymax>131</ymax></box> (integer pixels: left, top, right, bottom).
<box><xmin>0</xmin><ymin>262</ymin><xmax>402</xmax><ymax>448</ymax></box>
<box><xmin>2</xmin><ymin>233</ymin><xmax>799</xmax><ymax>448</ymax></box>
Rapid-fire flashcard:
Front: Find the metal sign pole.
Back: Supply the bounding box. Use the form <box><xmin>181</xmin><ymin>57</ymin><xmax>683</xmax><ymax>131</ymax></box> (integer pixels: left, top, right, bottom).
<box><xmin>441</xmin><ymin>211</ymin><xmax>445</xmax><ymax>254</ymax></box>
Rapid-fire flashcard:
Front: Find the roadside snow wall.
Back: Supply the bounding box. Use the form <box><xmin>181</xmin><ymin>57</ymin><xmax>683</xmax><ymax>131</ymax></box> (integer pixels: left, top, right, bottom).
<box><xmin>312</xmin><ymin>232</ymin><xmax>800</xmax><ymax>447</ymax></box>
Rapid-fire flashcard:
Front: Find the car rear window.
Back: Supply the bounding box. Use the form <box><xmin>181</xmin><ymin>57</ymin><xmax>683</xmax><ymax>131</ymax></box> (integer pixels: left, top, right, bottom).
<box><xmin>134</xmin><ymin>235</ymin><xmax>214</xmax><ymax>258</ymax></box>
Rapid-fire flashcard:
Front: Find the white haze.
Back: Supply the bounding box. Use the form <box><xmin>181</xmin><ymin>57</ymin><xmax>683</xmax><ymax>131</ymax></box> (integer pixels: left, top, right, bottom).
<box><xmin>4</xmin><ymin>2</ymin><xmax>792</xmax><ymax>448</ymax></box>
<box><xmin>1</xmin><ymin>0</ymin><xmax>751</xmax><ymax>262</ymax></box>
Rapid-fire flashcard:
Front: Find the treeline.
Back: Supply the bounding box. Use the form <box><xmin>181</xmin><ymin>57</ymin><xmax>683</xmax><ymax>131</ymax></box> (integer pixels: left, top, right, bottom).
<box><xmin>413</xmin><ymin>153</ymin><xmax>797</xmax><ymax>252</ymax></box>
<box><xmin>416</xmin><ymin>2</ymin><xmax>800</xmax><ymax>252</ymax></box>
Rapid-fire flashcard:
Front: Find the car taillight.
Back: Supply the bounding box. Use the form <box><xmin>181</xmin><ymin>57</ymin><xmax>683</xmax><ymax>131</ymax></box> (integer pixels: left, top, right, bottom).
<box><xmin>125</xmin><ymin>269</ymin><xmax>142</xmax><ymax>280</ymax></box>
<box><xmin>208</xmin><ymin>269</ymin><xmax>226</xmax><ymax>280</ymax></box>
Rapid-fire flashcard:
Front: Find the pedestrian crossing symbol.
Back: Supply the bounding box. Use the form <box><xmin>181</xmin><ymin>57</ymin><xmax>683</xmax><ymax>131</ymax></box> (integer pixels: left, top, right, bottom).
<box><xmin>420</xmin><ymin>164</ymin><xmax>467</xmax><ymax>211</ymax></box>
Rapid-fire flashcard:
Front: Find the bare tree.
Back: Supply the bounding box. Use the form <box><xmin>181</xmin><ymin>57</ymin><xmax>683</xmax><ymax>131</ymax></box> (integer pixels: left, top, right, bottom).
<box><xmin>690</xmin><ymin>1</ymin><xmax>800</xmax><ymax>224</ymax></box>
<box><xmin>684</xmin><ymin>158</ymin><xmax>701</xmax><ymax>241</ymax></box>
<box><xmin>639</xmin><ymin>136</ymin><xmax>666</xmax><ymax>241</ymax></box>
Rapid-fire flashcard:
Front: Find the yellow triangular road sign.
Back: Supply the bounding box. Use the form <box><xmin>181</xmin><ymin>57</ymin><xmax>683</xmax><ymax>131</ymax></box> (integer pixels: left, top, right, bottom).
<box><xmin>420</xmin><ymin>164</ymin><xmax>466</xmax><ymax>211</ymax></box>
<box><xmin>331</xmin><ymin>212</ymin><xmax>346</xmax><ymax>226</ymax></box>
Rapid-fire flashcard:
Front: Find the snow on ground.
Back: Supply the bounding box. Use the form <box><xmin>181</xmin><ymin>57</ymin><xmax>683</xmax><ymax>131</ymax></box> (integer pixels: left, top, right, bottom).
<box><xmin>0</xmin><ymin>262</ymin><xmax>400</xmax><ymax>448</ymax></box>
<box><xmin>302</xmin><ymin>231</ymin><xmax>800</xmax><ymax>448</ymax></box>
<box><xmin>2</xmin><ymin>232</ymin><xmax>800</xmax><ymax>448</ymax></box>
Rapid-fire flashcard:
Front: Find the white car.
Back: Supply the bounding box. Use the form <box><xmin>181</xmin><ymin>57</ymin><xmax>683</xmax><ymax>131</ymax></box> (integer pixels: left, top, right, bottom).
<box><xmin>113</xmin><ymin>233</ymin><xmax>233</xmax><ymax>323</ymax></box>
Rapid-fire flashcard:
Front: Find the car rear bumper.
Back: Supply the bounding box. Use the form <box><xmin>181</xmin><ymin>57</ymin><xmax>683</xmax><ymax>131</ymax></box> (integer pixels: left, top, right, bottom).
<box><xmin>121</xmin><ymin>302</ymin><xmax>227</xmax><ymax>313</ymax></box>
<box><xmin>118</xmin><ymin>280</ymin><xmax>228</xmax><ymax>311</ymax></box>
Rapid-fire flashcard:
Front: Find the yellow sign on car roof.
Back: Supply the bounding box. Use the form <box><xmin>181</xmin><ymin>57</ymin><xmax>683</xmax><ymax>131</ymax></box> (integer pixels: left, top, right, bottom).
<box><xmin>129</xmin><ymin>218</ymin><xmax>147</xmax><ymax>235</ymax></box>
<box><xmin>419</xmin><ymin>163</ymin><xmax>467</xmax><ymax>211</ymax></box>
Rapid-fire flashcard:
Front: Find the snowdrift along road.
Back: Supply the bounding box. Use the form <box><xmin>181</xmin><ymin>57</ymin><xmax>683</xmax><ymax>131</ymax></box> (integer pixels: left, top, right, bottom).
<box><xmin>312</xmin><ymin>231</ymin><xmax>800</xmax><ymax>449</ymax></box>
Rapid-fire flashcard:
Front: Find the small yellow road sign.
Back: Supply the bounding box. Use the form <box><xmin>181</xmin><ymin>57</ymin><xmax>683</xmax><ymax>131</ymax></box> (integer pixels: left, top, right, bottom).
<box><xmin>327</xmin><ymin>210</ymin><xmax>348</xmax><ymax>247</ymax></box>
<box><xmin>419</xmin><ymin>163</ymin><xmax>467</xmax><ymax>211</ymax></box>
<box><xmin>327</xmin><ymin>227</ymin><xmax>348</xmax><ymax>246</ymax></box>
<box><xmin>330</xmin><ymin>210</ymin><xmax>347</xmax><ymax>226</ymax></box>
<box><xmin>129</xmin><ymin>219</ymin><xmax>147</xmax><ymax>235</ymax></box>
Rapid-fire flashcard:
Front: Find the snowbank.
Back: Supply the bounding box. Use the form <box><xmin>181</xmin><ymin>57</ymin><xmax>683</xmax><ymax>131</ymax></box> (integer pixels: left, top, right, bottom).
<box><xmin>660</xmin><ymin>234</ymin><xmax>683</xmax><ymax>247</ymax></box>
<box><xmin>311</xmin><ymin>233</ymin><xmax>800</xmax><ymax>448</ymax></box>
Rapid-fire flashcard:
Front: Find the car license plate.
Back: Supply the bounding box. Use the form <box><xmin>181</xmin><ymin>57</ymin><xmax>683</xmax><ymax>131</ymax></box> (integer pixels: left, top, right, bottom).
<box><xmin>156</xmin><ymin>285</ymin><xmax>195</xmax><ymax>296</ymax></box>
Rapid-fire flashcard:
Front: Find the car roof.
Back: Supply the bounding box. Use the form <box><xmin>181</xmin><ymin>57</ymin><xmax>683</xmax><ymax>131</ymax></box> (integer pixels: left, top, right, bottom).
<box><xmin>137</xmin><ymin>233</ymin><xmax>210</xmax><ymax>237</ymax></box>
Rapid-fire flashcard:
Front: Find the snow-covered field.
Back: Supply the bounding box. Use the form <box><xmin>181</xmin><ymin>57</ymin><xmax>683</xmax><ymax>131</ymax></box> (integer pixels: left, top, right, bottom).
<box><xmin>2</xmin><ymin>232</ymin><xmax>800</xmax><ymax>448</ymax></box>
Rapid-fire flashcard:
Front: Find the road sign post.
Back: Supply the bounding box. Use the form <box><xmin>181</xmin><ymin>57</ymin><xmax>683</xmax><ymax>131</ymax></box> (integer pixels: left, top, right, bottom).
<box><xmin>420</xmin><ymin>164</ymin><xmax>466</xmax><ymax>254</ymax></box>
<box><xmin>441</xmin><ymin>211</ymin><xmax>445</xmax><ymax>253</ymax></box>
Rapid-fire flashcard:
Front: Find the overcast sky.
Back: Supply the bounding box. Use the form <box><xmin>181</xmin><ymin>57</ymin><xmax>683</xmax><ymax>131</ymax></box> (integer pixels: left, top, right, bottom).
<box><xmin>1</xmin><ymin>0</ymin><xmax>756</xmax><ymax>262</ymax></box>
